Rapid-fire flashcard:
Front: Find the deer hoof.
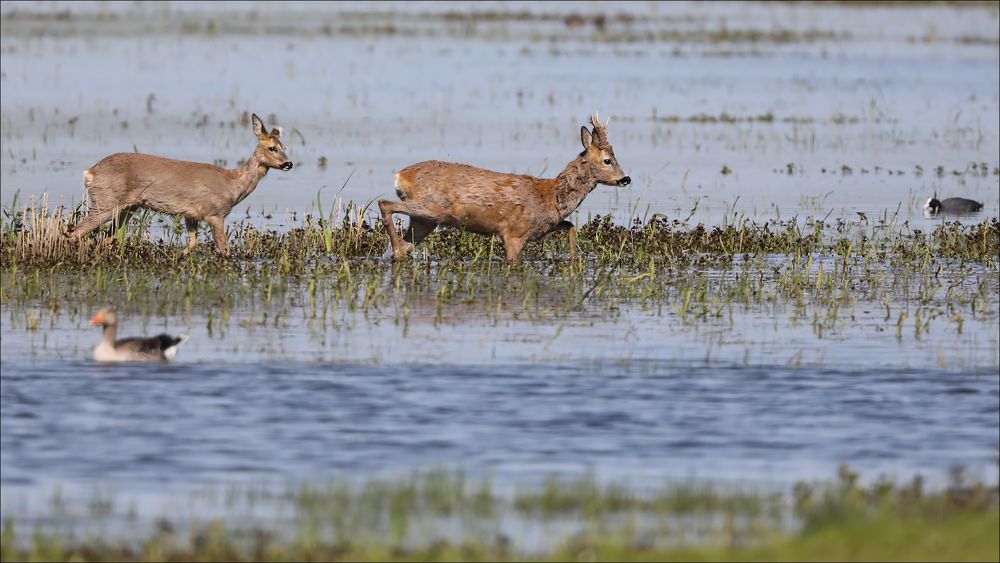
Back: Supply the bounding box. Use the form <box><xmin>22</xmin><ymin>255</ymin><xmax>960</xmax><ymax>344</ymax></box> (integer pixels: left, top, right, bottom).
<box><xmin>392</xmin><ymin>242</ymin><xmax>414</xmax><ymax>261</ymax></box>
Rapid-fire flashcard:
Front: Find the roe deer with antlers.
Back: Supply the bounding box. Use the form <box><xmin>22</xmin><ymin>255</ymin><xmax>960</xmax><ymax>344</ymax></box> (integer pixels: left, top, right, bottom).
<box><xmin>378</xmin><ymin>114</ymin><xmax>629</xmax><ymax>263</ymax></box>
<box><xmin>68</xmin><ymin>113</ymin><xmax>293</xmax><ymax>256</ymax></box>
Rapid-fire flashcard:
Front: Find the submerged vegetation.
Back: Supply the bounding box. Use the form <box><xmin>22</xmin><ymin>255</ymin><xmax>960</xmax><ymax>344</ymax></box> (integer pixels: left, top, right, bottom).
<box><xmin>1</xmin><ymin>466</ymin><xmax>997</xmax><ymax>562</ymax></box>
<box><xmin>1</xmin><ymin>197</ymin><xmax>997</xmax><ymax>344</ymax></box>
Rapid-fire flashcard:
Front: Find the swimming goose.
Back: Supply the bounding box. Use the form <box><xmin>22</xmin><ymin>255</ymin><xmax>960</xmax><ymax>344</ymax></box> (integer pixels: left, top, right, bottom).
<box><xmin>90</xmin><ymin>308</ymin><xmax>188</xmax><ymax>363</ymax></box>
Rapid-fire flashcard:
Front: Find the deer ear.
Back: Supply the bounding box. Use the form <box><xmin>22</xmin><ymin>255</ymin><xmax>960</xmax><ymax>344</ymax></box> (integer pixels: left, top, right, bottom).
<box><xmin>252</xmin><ymin>113</ymin><xmax>265</xmax><ymax>137</ymax></box>
<box><xmin>270</xmin><ymin>126</ymin><xmax>282</xmax><ymax>138</ymax></box>
<box><xmin>580</xmin><ymin>126</ymin><xmax>593</xmax><ymax>150</ymax></box>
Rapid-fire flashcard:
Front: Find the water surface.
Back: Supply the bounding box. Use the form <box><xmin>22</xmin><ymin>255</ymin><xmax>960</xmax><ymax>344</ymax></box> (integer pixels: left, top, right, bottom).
<box><xmin>1</xmin><ymin>0</ymin><xmax>998</xmax><ymax>527</ymax></box>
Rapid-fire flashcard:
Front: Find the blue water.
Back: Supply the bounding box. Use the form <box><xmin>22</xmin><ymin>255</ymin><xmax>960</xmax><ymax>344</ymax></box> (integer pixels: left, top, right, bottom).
<box><xmin>2</xmin><ymin>360</ymin><xmax>997</xmax><ymax>496</ymax></box>
<box><xmin>1</xmin><ymin>0</ymin><xmax>999</xmax><ymax>524</ymax></box>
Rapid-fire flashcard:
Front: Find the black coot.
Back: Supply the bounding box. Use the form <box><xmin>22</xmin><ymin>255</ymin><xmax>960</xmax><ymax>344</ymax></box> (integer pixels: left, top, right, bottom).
<box><xmin>924</xmin><ymin>197</ymin><xmax>984</xmax><ymax>215</ymax></box>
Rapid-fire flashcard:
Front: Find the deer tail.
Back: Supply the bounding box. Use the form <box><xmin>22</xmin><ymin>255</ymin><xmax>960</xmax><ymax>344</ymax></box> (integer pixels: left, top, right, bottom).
<box><xmin>81</xmin><ymin>169</ymin><xmax>94</xmax><ymax>208</ymax></box>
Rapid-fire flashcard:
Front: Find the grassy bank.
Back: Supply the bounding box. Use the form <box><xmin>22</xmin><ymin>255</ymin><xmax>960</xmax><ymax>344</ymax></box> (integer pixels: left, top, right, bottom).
<box><xmin>4</xmin><ymin>198</ymin><xmax>998</xmax><ymax>266</ymax></box>
<box><xmin>1</xmin><ymin>466</ymin><xmax>997</xmax><ymax>562</ymax></box>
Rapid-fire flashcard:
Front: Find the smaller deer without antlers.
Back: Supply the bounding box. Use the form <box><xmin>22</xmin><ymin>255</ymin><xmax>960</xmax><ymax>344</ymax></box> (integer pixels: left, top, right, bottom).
<box><xmin>68</xmin><ymin>113</ymin><xmax>293</xmax><ymax>256</ymax></box>
<box><xmin>378</xmin><ymin>114</ymin><xmax>630</xmax><ymax>263</ymax></box>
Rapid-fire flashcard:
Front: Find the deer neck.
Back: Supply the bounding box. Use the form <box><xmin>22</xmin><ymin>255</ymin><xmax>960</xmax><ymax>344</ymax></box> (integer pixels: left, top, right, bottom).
<box><xmin>231</xmin><ymin>150</ymin><xmax>270</xmax><ymax>205</ymax></box>
<box><xmin>551</xmin><ymin>155</ymin><xmax>598</xmax><ymax>219</ymax></box>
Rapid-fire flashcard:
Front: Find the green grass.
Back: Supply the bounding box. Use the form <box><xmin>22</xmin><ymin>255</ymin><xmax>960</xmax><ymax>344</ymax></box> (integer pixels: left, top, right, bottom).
<box><xmin>4</xmin><ymin>196</ymin><xmax>998</xmax><ymax>267</ymax></box>
<box><xmin>1</xmin><ymin>198</ymin><xmax>997</xmax><ymax>346</ymax></box>
<box><xmin>1</xmin><ymin>466</ymin><xmax>997</xmax><ymax>562</ymax></box>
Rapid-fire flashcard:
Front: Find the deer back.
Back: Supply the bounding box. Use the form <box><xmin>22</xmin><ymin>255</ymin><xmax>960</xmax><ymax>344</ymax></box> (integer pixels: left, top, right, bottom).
<box><xmin>86</xmin><ymin>153</ymin><xmax>239</xmax><ymax>219</ymax></box>
<box><xmin>395</xmin><ymin>161</ymin><xmax>556</xmax><ymax>234</ymax></box>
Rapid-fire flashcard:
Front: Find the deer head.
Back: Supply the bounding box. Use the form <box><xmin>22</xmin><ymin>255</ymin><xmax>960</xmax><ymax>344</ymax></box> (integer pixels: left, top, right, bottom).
<box><xmin>252</xmin><ymin>113</ymin><xmax>293</xmax><ymax>171</ymax></box>
<box><xmin>580</xmin><ymin>112</ymin><xmax>630</xmax><ymax>187</ymax></box>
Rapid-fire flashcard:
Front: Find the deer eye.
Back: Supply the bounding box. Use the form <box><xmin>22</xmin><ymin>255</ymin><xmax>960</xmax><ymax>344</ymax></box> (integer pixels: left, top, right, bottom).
<box><xmin>268</xmin><ymin>147</ymin><xmax>278</xmax><ymax>153</ymax></box>
<box><xmin>603</xmin><ymin>159</ymin><xmax>612</xmax><ymax>165</ymax></box>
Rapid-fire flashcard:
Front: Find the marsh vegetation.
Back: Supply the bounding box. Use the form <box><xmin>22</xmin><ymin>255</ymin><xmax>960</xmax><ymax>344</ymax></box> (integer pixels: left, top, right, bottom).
<box><xmin>2</xmin><ymin>466</ymin><xmax>998</xmax><ymax>562</ymax></box>
<box><xmin>2</xmin><ymin>197</ymin><xmax>997</xmax><ymax>344</ymax></box>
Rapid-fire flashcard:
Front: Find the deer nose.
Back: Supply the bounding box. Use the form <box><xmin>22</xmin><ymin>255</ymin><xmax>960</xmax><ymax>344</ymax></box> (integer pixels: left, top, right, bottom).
<box><xmin>280</xmin><ymin>161</ymin><xmax>293</xmax><ymax>171</ymax></box>
<box><xmin>617</xmin><ymin>176</ymin><xmax>631</xmax><ymax>186</ymax></box>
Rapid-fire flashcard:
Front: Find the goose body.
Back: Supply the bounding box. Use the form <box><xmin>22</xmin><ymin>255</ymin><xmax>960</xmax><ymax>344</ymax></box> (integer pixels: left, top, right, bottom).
<box><xmin>90</xmin><ymin>309</ymin><xmax>188</xmax><ymax>363</ymax></box>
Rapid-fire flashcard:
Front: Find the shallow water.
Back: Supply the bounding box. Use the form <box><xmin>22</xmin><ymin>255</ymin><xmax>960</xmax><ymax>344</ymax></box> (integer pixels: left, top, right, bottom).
<box><xmin>2</xmin><ymin>257</ymin><xmax>998</xmax><ymax>500</ymax></box>
<box><xmin>1</xmin><ymin>0</ymin><xmax>999</xmax><ymax>529</ymax></box>
<box><xmin>1</xmin><ymin>1</ymin><xmax>998</xmax><ymax>227</ymax></box>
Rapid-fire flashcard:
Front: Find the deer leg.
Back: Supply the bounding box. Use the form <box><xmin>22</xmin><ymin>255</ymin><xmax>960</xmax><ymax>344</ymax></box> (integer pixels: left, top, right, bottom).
<box><xmin>205</xmin><ymin>216</ymin><xmax>229</xmax><ymax>257</ymax></box>
<box><xmin>404</xmin><ymin>218</ymin><xmax>437</xmax><ymax>247</ymax></box>
<box><xmin>568</xmin><ymin>224</ymin><xmax>577</xmax><ymax>261</ymax></box>
<box><xmin>378</xmin><ymin>199</ymin><xmax>414</xmax><ymax>260</ymax></box>
<box><xmin>112</xmin><ymin>208</ymin><xmax>133</xmax><ymax>235</ymax></box>
<box><xmin>68</xmin><ymin>206</ymin><xmax>117</xmax><ymax>239</ymax></box>
<box><xmin>502</xmin><ymin>233</ymin><xmax>527</xmax><ymax>263</ymax></box>
<box><xmin>554</xmin><ymin>220</ymin><xmax>577</xmax><ymax>260</ymax></box>
<box><xmin>183</xmin><ymin>218</ymin><xmax>200</xmax><ymax>255</ymax></box>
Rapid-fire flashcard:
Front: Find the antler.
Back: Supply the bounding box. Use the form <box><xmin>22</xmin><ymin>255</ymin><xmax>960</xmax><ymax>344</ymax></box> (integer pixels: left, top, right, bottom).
<box><xmin>590</xmin><ymin>112</ymin><xmax>610</xmax><ymax>130</ymax></box>
<box><xmin>590</xmin><ymin>111</ymin><xmax>609</xmax><ymax>146</ymax></box>
<box><xmin>591</xmin><ymin>112</ymin><xmax>602</xmax><ymax>130</ymax></box>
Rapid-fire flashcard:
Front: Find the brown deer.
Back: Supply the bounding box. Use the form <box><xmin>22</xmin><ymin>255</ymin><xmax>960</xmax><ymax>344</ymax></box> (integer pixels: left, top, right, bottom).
<box><xmin>378</xmin><ymin>114</ymin><xmax>630</xmax><ymax>263</ymax></box>
<box><xmin>67</xmin><ymin>113</ymin><xmax>293</xmax><ymax>256</ymax></box>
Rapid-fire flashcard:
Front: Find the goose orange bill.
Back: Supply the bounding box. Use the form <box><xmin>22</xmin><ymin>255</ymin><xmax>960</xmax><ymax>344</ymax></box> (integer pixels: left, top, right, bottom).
<box><xmin>90</xmin><ymin>312</ymin><xmax>105</xmax><ymax>325</ymax></box>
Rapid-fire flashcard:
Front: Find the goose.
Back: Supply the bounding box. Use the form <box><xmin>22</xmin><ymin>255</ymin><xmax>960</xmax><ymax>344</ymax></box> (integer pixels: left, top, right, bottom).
<box><xmin>924</xmin><ymin>196</ymin><xmax>984</xmax><ymax>215</ymax></box>
<box><xmin>90</xmin><ymin>308</ymin><xmax>188</xmax><ymax>363</ymax></box>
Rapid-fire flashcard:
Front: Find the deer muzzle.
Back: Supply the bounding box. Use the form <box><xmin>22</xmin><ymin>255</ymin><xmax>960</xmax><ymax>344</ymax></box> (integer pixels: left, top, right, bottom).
<box><xmin>280</xmin><ymin>161</ymin><xmax>293</xmax><ymax>171</ymax></box>
<box><xmin>617</xmin><ymin>176</ymin><xmax>631</xmax><ymax>187</ymax></box>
